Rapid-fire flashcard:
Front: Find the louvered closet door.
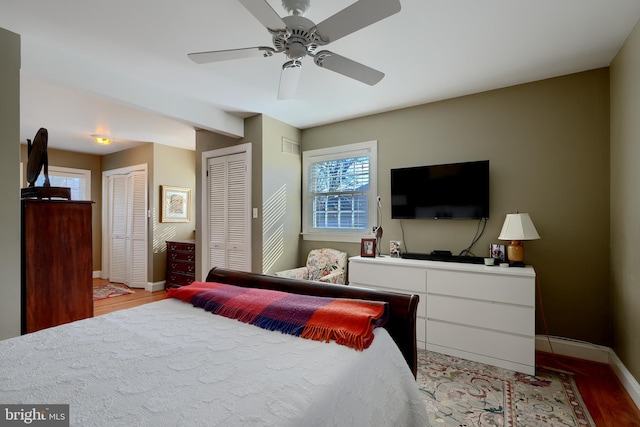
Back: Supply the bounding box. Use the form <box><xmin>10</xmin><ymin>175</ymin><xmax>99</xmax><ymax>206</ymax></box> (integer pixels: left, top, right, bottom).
<box><xmin>109</xmin><ymin>170</ymin><xmax>147</xmax><ymax>288</ymax></box>
<box><xmin>207</xmin><ymin>152</ymin><xmax>250</xmax><ymax>272</ymax></box>
<box><xmin>128</xmin><ymin>171</ymin><xmax>147</xmax><ymax>288</ymax></box>
<box><xmin>109</xmin><ymin>175</ymin><xmax>128</xmax><ymax>284</ymax></box>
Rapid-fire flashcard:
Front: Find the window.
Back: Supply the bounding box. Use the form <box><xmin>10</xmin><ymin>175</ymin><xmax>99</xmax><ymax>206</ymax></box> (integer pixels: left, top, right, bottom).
<box><xmin>302</xmin><ymin>140</ymin><xmax>377</xmax><ymax>242</ymax></box>
<box><xmin>36</xmin><ymin>166</ymin><xmax>91</xmax><ymax>200</ymax></box>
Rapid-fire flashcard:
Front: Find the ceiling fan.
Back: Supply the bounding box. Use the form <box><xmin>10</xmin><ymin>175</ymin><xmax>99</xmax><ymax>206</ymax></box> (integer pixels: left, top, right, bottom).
<box><xmin>188</xmin><ymin>0</ymin><xmax>401</xmax><ymax>99</ymax></box>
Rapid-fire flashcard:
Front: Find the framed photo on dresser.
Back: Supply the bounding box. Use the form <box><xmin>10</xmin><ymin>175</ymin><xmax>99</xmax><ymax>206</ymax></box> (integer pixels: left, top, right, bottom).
<box><xmin>361</xmin><ymin>238</ymin><xmax>376</xmax><ymax>257</ymax></box>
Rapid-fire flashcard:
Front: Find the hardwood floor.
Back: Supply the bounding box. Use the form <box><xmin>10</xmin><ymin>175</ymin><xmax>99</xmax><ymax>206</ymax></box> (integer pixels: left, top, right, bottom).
<box><xmin>93</xmin><ymin>279</ymin><xmax>640</xmax><ymax>426</ymax></box>
<box><xmin>92</xmin><ymin>278</ymin><xmax>166</xmax><ymax>317</ymax></box>
<box><xmin>537</xmin><ymin>351</ymin><xmax>640</xmax><ymax>426</ymax></box>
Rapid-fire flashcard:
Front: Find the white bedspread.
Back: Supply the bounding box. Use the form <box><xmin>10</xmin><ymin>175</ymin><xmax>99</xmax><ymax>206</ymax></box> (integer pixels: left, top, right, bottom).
<box><xmin>0</xmin><ymin>299</ymin><xmax>428</xmax><ymax>426</ymax></box>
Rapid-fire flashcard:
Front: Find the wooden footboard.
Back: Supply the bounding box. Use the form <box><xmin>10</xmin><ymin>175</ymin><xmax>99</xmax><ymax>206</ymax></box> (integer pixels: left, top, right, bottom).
<box><xmin>206</xmin><ymin>267</ymin><xmax>419</xmax><ymax>377</ymax></box>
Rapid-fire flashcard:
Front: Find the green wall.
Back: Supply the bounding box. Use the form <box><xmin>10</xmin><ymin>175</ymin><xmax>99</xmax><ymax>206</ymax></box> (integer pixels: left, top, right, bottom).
<box><xmin>195</xmin><ymin>116</ymin><xmax>301</xmax><ymax>277</ymax></box>
<box><xmin>103</xmin><ymin>143</ymin><xmax>196</xmax><ymax>284</ymax></box>
<box><xmin>610</xmin><ymin>17</ymin><xmax>640</xmax><ymax>383</ymax></box>
<box><xmin>302</xmin><ymin>69</ymin><xmax>611</xmax><ymax>349</ymax></box>
<box><xmin>260</xmin><ymin>115</ymin><xmax>301</xmax><ymax>274</ymax></box>
<box><xmin>152</xmin><ymin>144</ymin><xmax>196</xmax><ymax>282</ymax></box>
<box><xmin>0</xmin><ymin>27</ymin><xmax>21</xmax><ymax>339</ymax></box>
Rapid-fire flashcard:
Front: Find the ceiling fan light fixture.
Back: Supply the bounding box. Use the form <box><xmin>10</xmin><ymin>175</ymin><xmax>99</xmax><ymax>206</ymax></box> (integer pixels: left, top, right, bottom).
<box><xmin>278</xmin><ymin>60</ymin><xmax>302</xmax><ymax>100</ymax></box>
<box><xmin>92</xmin><ymin>134</ymin><xmax>112</xmax><ymax>145</ymax></box>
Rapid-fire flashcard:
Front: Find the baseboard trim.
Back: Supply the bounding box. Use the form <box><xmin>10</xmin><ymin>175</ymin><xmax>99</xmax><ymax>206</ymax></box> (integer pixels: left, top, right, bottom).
<box><xmin>92</xmin><ymin>270</ymin><xmax>102</xmax><ymax>279</ymax></box>
<box><xmin>145</xmin><ymin>281</ymin><xmax>165</xmax><ymax>292</ymax></box>
<box><xmin>536</xmin><ymin>335</ymin><xmax>640</xmax><ymax>410</ymax></box>
<box><xmin>608</xmin><ymin>350</ymin><xmax>640</xmax><ymax>410</ymax></box>
<box><xmin>535</xmin><ymin>335</ymin><xmax>610</xmax><ymax>363</ymax></box>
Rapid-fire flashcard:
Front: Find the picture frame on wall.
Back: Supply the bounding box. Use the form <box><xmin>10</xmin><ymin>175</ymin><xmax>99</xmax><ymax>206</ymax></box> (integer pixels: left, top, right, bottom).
<box><xmin>161</xmin><ymin>185</ymin><xmax>191</xmax><ymax>223</ymax></box>
<box><xmin>361</xmin><ymin>238</ymin><xmax>376</xmax><ymax>258</ymax></box>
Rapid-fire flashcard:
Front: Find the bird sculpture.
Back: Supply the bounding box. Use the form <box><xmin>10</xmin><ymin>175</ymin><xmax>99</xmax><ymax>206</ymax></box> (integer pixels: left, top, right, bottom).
<box><xmin>26</xmin><ymin>127</ymin><xmax>50</xmax><ymax>188</ymax></box>
<box><xmin>375</xmin><ymin>225</ymin><xmax>383</xmax><ymax>256</ymax></box>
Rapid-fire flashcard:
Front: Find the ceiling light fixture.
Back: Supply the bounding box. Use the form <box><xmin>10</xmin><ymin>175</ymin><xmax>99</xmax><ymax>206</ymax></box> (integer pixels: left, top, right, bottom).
<box><xmin>92</xmin><ymin>134</ymin><xmax>112</xmax><ymax>145</ymax></box>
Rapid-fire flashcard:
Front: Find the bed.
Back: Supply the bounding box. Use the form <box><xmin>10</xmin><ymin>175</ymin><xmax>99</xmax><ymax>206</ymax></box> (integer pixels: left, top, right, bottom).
<box><xmin>0</xmin><ymin>268</ymin><xmax>428</xmax><ymax>426</ymax></box>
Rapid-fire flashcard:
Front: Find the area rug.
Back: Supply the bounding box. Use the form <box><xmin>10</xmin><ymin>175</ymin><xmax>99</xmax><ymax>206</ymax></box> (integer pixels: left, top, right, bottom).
<box><xmin>93</xmin><ymin>283</ymin><xmax>134</xmax><ymax>301</ymax></box>
<box><xmin>417</xmin><ymin>349</ymin><xmax>595</xmax><ymax>426</ymax></box>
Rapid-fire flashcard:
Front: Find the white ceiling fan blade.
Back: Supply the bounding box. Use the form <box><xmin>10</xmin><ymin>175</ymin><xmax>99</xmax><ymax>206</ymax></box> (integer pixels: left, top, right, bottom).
<box><xmin>314</xmin><ymin>51</ymin><xmax>384</xmax><ymax>86</ymax></box>
<box><xmin>188</xmin><ymin>47</ymin><xmax>274</xmax><ymax>64</ymax></box>
<box><xmin>278</xmin><ymin>61</ymin><xmax>302</xmax><ymax>100</ymax></box>
<box><xmin>237</xmin><ymin>0</ymin><xmax>286</xmax><ymax>30</ymax></box>
<box><xmin>315</xmin><ymin>0</ymin><xmax>401</xmax><ymax>43</ymax></box>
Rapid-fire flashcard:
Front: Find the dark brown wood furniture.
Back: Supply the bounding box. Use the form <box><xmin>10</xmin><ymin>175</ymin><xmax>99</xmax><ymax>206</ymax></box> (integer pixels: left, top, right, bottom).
<box><xmin>205</xmin><ymin>267</ymin><xmax>420</xmax><ymax>377</ymax></box>
<box><xmin>165</xmin><ymin>240</ymin><xmax>196</xmax><ymax>289</ymax></box>
<box><xmin>21</xmin><ymin>199</ymin><xmax>93</xmax><ymax>334</ymax></box>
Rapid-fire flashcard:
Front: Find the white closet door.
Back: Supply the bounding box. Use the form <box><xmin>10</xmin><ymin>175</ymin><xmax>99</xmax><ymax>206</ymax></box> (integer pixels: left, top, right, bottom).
<box><xmin>226</xmin><ymin>154</ymin><xmax>249</xmax><ymax>270</ymax></box>
<box><xmin>128</xmin><ymin>171</ymin><xmax>148</xmax><ymax>288</ymax></box>
<box><xmin>108</xmin><ymin>170</ymin><xmax>147</xmax><ymax>288</ymax></box>
<box><xmin>207</xmin><ymin>151</ymin><xmax>250</xmax><ymax>272</ymax></box>
<box><xmin>208</xmin><ymin>156</ymin><xmax>227</xmax><ymax>269</ymax></box>
<box><xmin>109</xmin><ymin>175</ymin><xmax>128</xmax><ymax>284</ymax></box>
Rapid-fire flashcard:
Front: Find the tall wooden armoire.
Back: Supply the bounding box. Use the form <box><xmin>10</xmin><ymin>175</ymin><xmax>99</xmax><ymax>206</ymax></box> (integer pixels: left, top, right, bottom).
<box><xmin>21</xmin><ymin>199</ymin><xmax>93</xmax><ymax>334</ymax></box>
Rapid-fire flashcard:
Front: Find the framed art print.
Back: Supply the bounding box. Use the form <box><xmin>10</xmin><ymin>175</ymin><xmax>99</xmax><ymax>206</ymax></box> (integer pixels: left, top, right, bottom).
<box><xmin>361</xmin><ymin>238</ymin><xmax>376</xmax><ymax>257</ymax></box>
<box><xmin>161</xmin><ymin>185</ymin><xmax>191</xmax><ymax>223</ymax></box>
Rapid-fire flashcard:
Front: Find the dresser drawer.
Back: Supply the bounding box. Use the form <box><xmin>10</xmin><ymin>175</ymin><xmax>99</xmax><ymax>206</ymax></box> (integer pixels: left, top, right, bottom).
<box><xmin>168</xmin><ymin>260</ymin><xmax>195</xmax><ymax>274</ymax></box>
<box><xmin>167</xmin><ymin>272</ymin><xmax>195</xmax><ymax>288</ymax></box>
<box><xmin>167</xmin><ymin>241</ymin><xmax>195</xmax><ymax>253</ymax></box>
<box><xmin>168</xmin><ymin>251</ymin><xmax>195</xmax><ymax>262</ymax></box>
<box><xmin>427</xmin><ymin>294</ymin><xmax>534</xmax><ymax>336</ymax></box>
<box><xmin>427</xmin><ymin>268</ymin><xmax>534</xmax><ymax>306</ymax></box>
<box><xmin>349</xmin><ymin>260</ymin><xmax>427</xmax><ymax>294</ymax></box>
<box><xmin>350</xmin><ymin>280</ymin><xmax>426</xmax><ymax>319</ymax></box>
<box><xmin>427</xmin><ymin>320</ymin><xmax>535</xmax><ymax>369</ymax></box>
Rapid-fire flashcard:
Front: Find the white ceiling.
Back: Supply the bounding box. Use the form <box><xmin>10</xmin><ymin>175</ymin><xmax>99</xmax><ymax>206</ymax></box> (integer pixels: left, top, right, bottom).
<box><xmin>2</xmin><ymin>0</ymin><xmax>640</xmax><ymax>155</ymax></box>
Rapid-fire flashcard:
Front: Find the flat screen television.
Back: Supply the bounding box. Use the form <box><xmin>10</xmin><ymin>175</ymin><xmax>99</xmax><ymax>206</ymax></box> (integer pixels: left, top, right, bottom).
<box><xmin>390</xmin><ymin>160</ymin><xmax>489</xmax><ymax>219</ymax></box>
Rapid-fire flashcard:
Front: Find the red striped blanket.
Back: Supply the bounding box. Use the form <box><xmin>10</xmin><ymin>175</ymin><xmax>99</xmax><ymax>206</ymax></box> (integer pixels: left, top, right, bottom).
<box><xmin>167</xmin><ymin>281</ymin><xmax>389</xmax><ymax>350</ymax></box>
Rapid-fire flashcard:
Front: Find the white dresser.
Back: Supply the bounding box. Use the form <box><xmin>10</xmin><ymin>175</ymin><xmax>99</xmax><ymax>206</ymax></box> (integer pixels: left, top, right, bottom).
<box><xmin>348</xmin><ymin>256</ymin><xmax>536</xmax><ymax>374</ymax></box>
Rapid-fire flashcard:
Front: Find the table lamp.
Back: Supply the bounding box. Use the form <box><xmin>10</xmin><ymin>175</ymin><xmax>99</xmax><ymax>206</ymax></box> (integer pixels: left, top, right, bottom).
<box><xmin>498</xmin><ymin>213</ymin><xmax>540</xmax><ymax>266</ymax></box>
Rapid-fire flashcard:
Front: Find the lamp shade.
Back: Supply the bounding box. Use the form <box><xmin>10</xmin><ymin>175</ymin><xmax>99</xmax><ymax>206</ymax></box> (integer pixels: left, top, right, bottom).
<box><xmin>498</xmin><ymin>213</ymin><xmax>540</xmax><ymax>241</ymax></box>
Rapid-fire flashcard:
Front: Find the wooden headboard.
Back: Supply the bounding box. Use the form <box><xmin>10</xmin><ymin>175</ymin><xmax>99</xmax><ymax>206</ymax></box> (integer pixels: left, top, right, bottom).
<box><xmin>205</xmin><ymin>267</ymin><xmax>419</xmax><ymax>377</ymax></box>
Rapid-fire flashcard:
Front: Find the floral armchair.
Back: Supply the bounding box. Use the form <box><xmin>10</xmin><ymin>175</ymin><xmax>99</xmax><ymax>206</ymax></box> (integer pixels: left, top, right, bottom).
<box><xmin>274</xmin><ymin>248</ymin><xmax>348</xmax><ymax>284</ymax></box>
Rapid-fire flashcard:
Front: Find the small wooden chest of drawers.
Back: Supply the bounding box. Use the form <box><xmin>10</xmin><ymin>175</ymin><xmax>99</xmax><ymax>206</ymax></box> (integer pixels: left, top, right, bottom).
<box><xmin>165</xmin><ymin>240</ymin><xmax>196</xmax><ymax>289</ymax></box>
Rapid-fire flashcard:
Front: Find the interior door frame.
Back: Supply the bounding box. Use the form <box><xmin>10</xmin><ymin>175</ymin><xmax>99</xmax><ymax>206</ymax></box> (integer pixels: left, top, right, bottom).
<box><xmin>101</xmin><ymin>163</ymin><xmax>148</xmax><ymax>284</ymax></box>
<box><xmin>201</xmin><ymin>144</ymin><xmax>252</xmax><ymax>280</ymax></box>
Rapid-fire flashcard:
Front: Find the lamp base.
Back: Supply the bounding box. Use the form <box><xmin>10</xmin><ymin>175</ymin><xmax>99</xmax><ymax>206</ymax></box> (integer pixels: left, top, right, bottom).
<box><xmin>506</xmin><ymin>240</ymin><xmax>525</xmax><ymax>264</ymax></box>
<box><xmin>508</xmin><ymin>261</ymin><xmax>525</xmax><ymax>268</ymax></box>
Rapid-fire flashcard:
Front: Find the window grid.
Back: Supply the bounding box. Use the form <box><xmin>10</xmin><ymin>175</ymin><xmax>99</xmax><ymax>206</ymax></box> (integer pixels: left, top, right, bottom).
<box><xmin>308</xmin><ymin>155</ymin><xmax>370</xmax><ymax>231</ymax></box>
<box><xmin>302</xmin><ymin>140</ymin><xmax>377</xmax><ymax>242</ymax></box>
